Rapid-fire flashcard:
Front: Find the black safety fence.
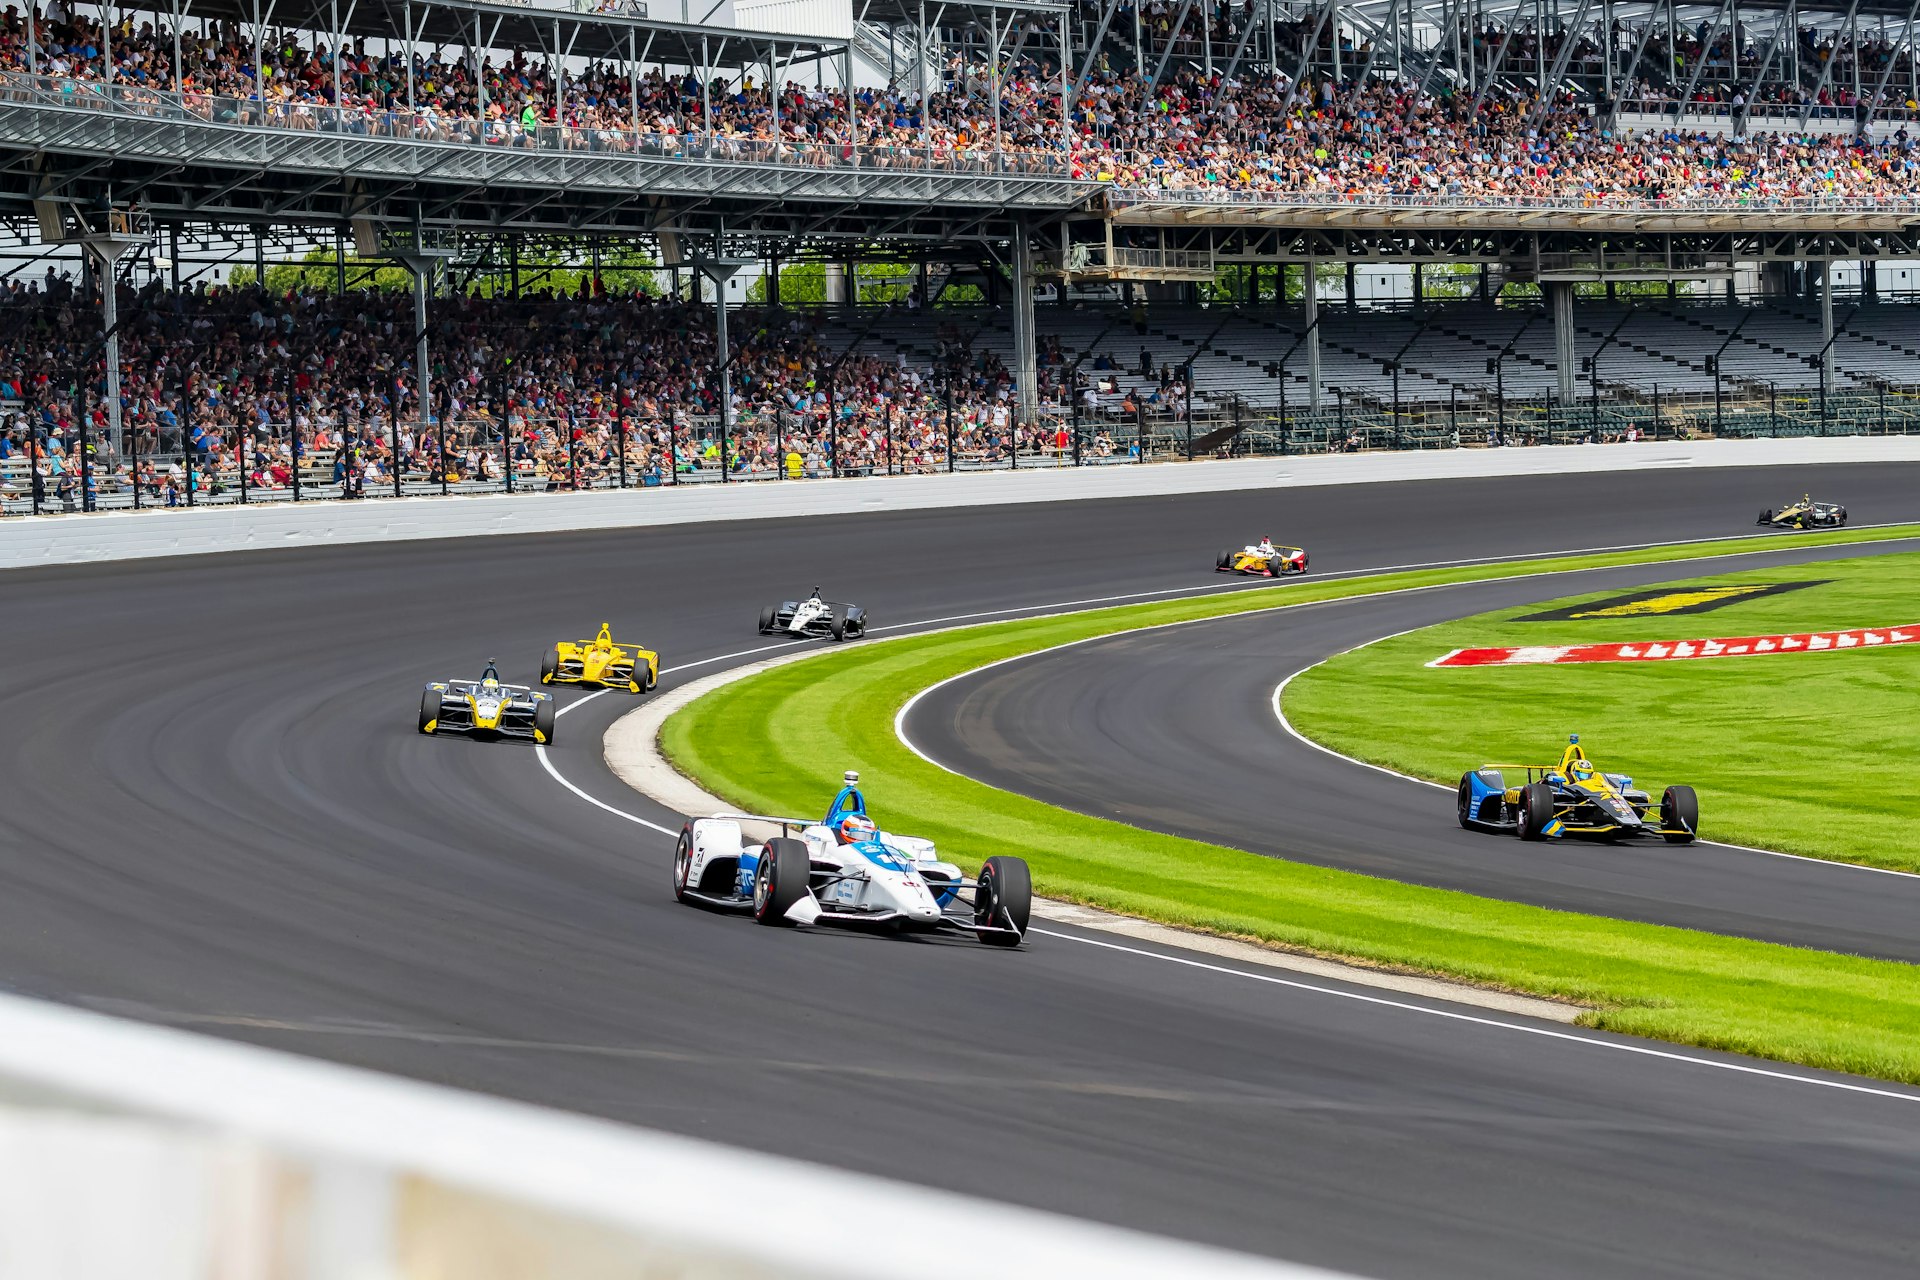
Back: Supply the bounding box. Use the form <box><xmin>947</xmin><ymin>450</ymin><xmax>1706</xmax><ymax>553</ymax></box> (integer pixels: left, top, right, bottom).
<box><xmin>4</xmin><ymin>385</ymin><xmax>1916</xmax><ymax>516</ymax></box>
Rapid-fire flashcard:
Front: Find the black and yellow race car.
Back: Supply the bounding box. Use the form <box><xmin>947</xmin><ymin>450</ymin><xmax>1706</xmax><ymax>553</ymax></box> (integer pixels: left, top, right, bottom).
<box><xmin>541</xmin><ymin>623</ymin><xmax>658</xmax><ymax>693</ymax></box>
<box><xmin>1758</xmin><ymin>495</ymin><xmax>1846</xmax><ymax>529</ymax></box>
<box><xmin>1456</xmin><ymin>736</ymin><xmax>1697</xmax><ymax>844</ymax></box>
<box><xmin>420</xmin><ymin>663</ymin><xmax>556</xmax><ymax>744</ymax></box>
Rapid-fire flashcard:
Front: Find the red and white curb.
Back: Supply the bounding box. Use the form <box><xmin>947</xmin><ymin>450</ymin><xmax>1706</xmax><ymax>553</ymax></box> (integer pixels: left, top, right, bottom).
<box><xmin>1431</xmin><ymin>622</ymin><xmax>1920</xmax><ymax>667</ymax></box>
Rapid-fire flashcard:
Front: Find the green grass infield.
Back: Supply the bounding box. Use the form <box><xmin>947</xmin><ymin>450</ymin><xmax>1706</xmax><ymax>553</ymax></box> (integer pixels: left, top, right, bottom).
<box><xmin>661</xmin><ymin>524</ymin><xmax>1920</xmax><ymax>1083</ymax></box>
<box><xmin>1285</xmin><ymin>551</ymin><xmax>1920</xmax><ymax>871</ymax></box>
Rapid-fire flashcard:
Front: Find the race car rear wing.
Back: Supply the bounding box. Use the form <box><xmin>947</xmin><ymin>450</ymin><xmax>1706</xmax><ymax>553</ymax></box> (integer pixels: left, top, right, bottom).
<box><xmin>711</xmin><ymin>812</ymin><xmax>817</xmax><ymax>837</ymax></box>
<box><xmin>1477</xmin><ymin>764</ymin><xmax>1563</xmax><ymax>783</ymax></box>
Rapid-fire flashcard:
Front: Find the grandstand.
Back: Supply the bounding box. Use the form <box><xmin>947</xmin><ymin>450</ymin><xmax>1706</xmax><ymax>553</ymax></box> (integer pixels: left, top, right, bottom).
<box><xmin>5</xmin><ymin>0</ymin><xmax>1920</xmax><ymax>513</ymax></box>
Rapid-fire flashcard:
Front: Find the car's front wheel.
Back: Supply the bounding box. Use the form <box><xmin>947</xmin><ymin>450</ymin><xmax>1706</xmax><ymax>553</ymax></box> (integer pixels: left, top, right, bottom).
<box><xmin>672</xmin><ymin>826</ymin><xmax>694</xmax><ymax>902</ymax></box>
<box><xmin>540</xmin><ymin>646</ymin><xmax>560</xmax><ymax>684</ymax></box>
<box><xmin>418</xmin><ymin>689</ymin><xmax>440</xmax><ymax>734</ymax></box>
<box><xmin>1456</xmin><ymin>774</ymin><xmax>1477</xmax><ymax>829</ymax></box>
<box><xmin>1516</xmin><ymin>782</ymin><xmax>1555</xmax><ymax>841</ymax></box>
<box><xmin>974</xmin><ymin>855</ymin><xmax>1031</xmax><ymax>946</ymax></box>
<box><xmin>758</xmin><ymin>605</ymin><xmax>775</xmax><ymax>634</ymax></box>
<box><xmin>534</xmin><ymin>698</ymin><xmax>556</xmax><ymax>745</ymax></box>
<box><xmin>752</xmin><ymin>838</ymin><xmax>811</xmax><ymax>926</ymax></box>
<box><xmin>1661</xmin><ymin>785</ymin><xmax>1699</xmax><ymax>845</ymax></box>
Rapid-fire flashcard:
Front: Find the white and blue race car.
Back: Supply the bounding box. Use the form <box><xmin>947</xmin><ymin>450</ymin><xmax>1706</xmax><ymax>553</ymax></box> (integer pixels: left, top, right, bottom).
<box><xmin>672</xmin><ymin>772</ymin><xmax>1030</xmax><ymax>946</ymax></box>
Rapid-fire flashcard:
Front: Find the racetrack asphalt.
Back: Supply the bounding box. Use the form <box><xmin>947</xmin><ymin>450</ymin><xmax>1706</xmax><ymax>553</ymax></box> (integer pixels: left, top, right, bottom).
<box><xmin>4</xmin><ymin>461</ymin><xmax>1920</xmax><ymax>1279</ymax></box>
<box><xmin>905</xmin><ymin>537</ymin><xmax>1920</xmax><ymax>963</ymax></box>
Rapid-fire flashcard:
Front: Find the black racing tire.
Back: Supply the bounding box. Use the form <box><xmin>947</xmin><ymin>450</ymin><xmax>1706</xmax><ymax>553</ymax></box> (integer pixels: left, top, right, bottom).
<box><xmin>974</xmin><ymin>855</ymin><xmax>1031</xmax><ymax>946</ymax></box>
<box><xmin>533</xmin><ymin>698</ymin><xmax>556</xmax><ymax>745</ymax></box>
<box><xmin>1838</xmin><ymin>509</ymin><xmax>1849</xmax><ymax>526</ymax></box>
<box><xmin>672</xmin><ymin>826</ymin><xmax>694</xmax><ymax>902</ymax></box>
<box><xmin>1661</xmin><ymin>785</ymin><xmax>1699</xmax><ymax>845</ymax></box>
<box><xmin>1267</xmin><ymin>557</ymin><xmax>1290</xmax><ymax>577</ymax></box>
<box><xmin>1216</xmin><ymin>549</ymin><xmax>1233</xmax><ymax>570</ymax></box>
<box><xmin>418</xmin><ymin>688</ymin><xmax>440</xmax><ymax>734</ymax></box>
<box><xmin>540</xmin><ymin>645</ymin><xmax>560</xmax><ymax>685</ymax></box>
<box><xmin>830</xmin><ymin>614</ymin><xmax>846</xmax><ymax>642</ymax></box>
<box><xmin>1516</xmin><ymin>781</ymin><xmax>1555</xmax><ymax>842</ymax></box>
<box><xmin>641</xmin><ymin>661</ymin><xmax>657</xmax><ymax>692</ymax></box>
<box><xmin>1456</xmin><ymin>774</ymin><xmax>1476</xmax><ymax>829</ymax></box>
<box><xmin>752</xmin><ymin>837</ymin><xmax>811</xmax><ymax>926</ymax></box>
<box><xmin>758</xmin><ymin>605</ymin><xmax>776</xmax><ymax>634</ymax></box>
<box><xmin>1757</xmin><ymin>509</ymin><xmax>1771</xmax><ymax>526</ymax></box>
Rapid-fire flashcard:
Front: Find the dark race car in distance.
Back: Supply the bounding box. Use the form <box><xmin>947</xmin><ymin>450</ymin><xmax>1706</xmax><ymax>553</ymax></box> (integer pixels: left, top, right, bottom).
<box><xmin>1758</xmin><ymin>495</ymin><xmax>1846</xmax><ymax>529</ymax></box>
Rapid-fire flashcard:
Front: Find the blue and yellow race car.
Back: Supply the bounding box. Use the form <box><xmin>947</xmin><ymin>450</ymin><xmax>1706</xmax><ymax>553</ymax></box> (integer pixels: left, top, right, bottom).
<box><xmin>1456</xmin><ymin>736</ymin><xmax>1697</xmax><ymax>844</ymax></box>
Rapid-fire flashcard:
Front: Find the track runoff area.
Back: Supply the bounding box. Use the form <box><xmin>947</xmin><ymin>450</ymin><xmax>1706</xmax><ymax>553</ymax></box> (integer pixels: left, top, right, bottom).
<box><xmin>2</xmin><ymin>461</ymin><xmax>1918</xmax><ymax>1279</ymax></box>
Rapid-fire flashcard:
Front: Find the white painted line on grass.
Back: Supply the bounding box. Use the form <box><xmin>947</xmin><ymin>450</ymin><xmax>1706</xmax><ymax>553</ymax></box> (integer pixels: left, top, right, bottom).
<box><xmin>1268</xmin><ymin>630</ymin><xmax>1920</xmax><ymax>881</ymax></box>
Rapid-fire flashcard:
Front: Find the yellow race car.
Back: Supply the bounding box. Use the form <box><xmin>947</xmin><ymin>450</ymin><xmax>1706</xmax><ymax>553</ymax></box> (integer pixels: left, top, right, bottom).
<box><xmin>541</xmin><ymin>623</ymin><xmax>658</xmax><ymax>693</ymax></box>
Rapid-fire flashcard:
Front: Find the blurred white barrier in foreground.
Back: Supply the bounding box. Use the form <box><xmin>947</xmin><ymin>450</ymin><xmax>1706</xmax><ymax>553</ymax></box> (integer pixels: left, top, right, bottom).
<box><xmin>0</xmin><ymin>992</ymin><xmax>1354</xmax><ymax>1280</ymax></box>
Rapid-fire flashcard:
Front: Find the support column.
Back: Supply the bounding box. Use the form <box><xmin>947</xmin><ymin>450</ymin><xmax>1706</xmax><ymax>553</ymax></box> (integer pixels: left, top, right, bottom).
<box><xmin>695</xmin><ymin>253</ymin><xmax>746</xmax><ymax>477</ymax></box>
<box><xmin>1304</xmin><ymin>257</ymin><xmax>1322</xmax><ymax>411</ymax></box>
<box><xmin>1549</xmin><ymin>281</ymin><xmax>1576</xmax><ymax>405</ymax></box>
<box><xmin>1011</xmin><ymin>220</ymin><xmax>1038</xmax><ymax>425</ymax></box>
<box><xmin>99</xmin><ymin>252</ymin><xmax>123</xmax><ymax>454</ymax></box>
<box><xmin>1818</xmin><ymin>260</ymin><xmax>1834</xmax><ymax>400</ymax></box>
<box><xmin>413</xmin><ymin>259</ymin><xmax>432</xmax><ymax>459</ymax></box>
<box><xmin>1862</xmin><ymin>258</ymin><xmax>1878</xmax><ymax>304</ymax></box>
<box><xmin>79</xmin><ymin>218</ymin><xmax>149</xmax><ymax>456</ymax></box>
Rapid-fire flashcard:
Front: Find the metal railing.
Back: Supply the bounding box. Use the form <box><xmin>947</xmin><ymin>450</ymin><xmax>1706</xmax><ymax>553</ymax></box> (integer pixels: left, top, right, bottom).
<box><xmin>0</xmin><ymin>70</ymin><xmax>1074</xmax><ymax>183</ymax></box>
<box><xmin>1104</xmin><ymin>185</ymin><xmax>1920</xmax><ymax>216</ymax></box>
<box><xmin>8</xmin><ymin>387</ymin><xmax>1918</xmax><ymax>517</ymax></box>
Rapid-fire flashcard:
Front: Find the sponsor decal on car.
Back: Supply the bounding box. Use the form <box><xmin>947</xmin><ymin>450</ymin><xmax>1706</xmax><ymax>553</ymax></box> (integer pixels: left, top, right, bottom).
<box><xmin>1515</xmin><ymin>580</ymin><xmax>1830</xmax><ymax>622</ymax></box>
<box><xmin>1430</xmin><ymin>623</ymin><xmax>1920</xmax><ymax>667</ymax></box>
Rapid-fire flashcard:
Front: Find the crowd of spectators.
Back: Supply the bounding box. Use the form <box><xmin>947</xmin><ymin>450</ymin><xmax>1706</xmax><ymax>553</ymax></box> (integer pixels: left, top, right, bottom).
<box><xmin>9</xmin><ymin>3</ymin><xmax>1920</xmax><ymax>206</ymax></box>
<box><xmin>0</xmin><ymin>271</ymin><xmax>1113</xmax><ymax>507</ymax></box>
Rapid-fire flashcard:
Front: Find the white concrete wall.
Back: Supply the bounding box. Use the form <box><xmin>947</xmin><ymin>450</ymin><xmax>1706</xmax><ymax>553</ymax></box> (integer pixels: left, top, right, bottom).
<box><xmin>0</xmin><ymin>992</ymin><xmax>1341</xmax><ymax>1280</ymax></box>
<box><xmin>4</xmin><ymin>436</ymin><xmax>1918</xmax><ymax>571</ymax></box>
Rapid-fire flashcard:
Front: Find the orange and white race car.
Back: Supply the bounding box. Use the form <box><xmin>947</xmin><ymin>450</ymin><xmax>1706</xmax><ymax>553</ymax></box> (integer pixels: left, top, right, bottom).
<box><xmin>1216</xmin><ymin>538</ymin><xmax>1308</xmax><ymax>576</ymax></box>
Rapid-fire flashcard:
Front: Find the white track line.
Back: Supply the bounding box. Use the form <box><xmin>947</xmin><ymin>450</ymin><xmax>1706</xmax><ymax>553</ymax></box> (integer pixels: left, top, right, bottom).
<box><xmin>529</xmin><ymin>527</ymin><xmax>1920</xmax><ymax>1103</ymax></box>
<box><xmin>546</xmin><ymin>701</ymin><xmax>1920</xmax><ymax>1105</ymax></box>
<box><xmin>1268</xmin><ymin>632</ymin><xmax>1920</xmax><ymax>881</ymax></box>
<box><xmin>1029</xmin><ymin>929</ymin><xmax>1920</xmax><ymax>1104</ymax></box>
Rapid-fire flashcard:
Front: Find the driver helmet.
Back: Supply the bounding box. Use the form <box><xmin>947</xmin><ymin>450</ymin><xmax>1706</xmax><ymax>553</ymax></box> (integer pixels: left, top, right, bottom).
<box><xmin>836</xmin><ymin>813</ymin><xmax>877</xmax><ymax>844</ymax></box>
<box><xmin>1570</xmin><ymin>760</ymin><xmax>1595</xmax><ymax>782</ymax></box>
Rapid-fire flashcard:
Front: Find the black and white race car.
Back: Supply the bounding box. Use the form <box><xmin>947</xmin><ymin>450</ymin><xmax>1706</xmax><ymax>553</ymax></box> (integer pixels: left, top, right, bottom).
<box><xmin>758</xmin><ymin>588</ymin><xmax>867</xmax><ymax>641</ymax></box>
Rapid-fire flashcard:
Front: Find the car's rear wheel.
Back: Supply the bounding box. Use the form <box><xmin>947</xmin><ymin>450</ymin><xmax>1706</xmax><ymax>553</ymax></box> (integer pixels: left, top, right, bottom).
<box><xmin>418</xmin><ymin>689</ymin><xmax>439</xmax><ymax>734</ymax></box>
<box><xmin>1661</xmin><ymin>785</ymin><xmax>1699</xmax><ymax>845</ymax></box>
<box><xmin>752</xmin><ymin>838</ymin><xmax>811</xmax><ymax>926</ymax></box>
<box><xmin>758</xmin><ymin>605</ymin><xmax>775</xmax><ymax>634</ymax></box>
<box><xmin>974</xmin><ymin>856</ymin><xmax>1031</xmax><ymax>946</ymax></box>
<box><xmin>1516</xmin><ymin>782</ymin><xmax>1554</xmax><ymax>841</ymax></box>
<box><xmin>533</xmin><ymin>698</ymin><xmax>556</xmax><ymax>745</ymax></box>
<box><xmin>540</xmin><ymin>645</ymin><xmax>560</xmax><ymax>684</ymax></box>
